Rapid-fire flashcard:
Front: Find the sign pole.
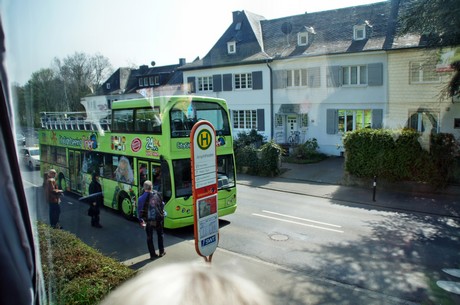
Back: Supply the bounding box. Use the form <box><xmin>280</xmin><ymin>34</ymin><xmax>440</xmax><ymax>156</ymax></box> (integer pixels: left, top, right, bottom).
<box><xmin>190</xmin><ymin>120</ymin><xmax>219</xmax><ymax>263</ymax></box>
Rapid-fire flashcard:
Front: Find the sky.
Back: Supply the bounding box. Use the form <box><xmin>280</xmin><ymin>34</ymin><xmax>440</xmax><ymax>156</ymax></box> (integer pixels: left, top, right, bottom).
<box><xmin>2</xmin><ymin>0</ymin><xmax>384</xmax><ymax>85</ymax></box>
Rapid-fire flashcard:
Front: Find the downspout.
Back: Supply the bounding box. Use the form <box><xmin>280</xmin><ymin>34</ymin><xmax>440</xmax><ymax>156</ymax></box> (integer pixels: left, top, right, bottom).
<box><xmin>266</xmin><ymin>60</ymin><xmax>274</xmax><ymax>140</ymax></box>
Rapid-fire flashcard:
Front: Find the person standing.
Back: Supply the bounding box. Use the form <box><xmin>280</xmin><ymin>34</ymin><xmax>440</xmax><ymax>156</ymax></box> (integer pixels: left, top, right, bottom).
<box><xmin>45</xmin><ymin>169</ymin><xmax>63</xmax><ymax>228</ymax></box>
<box><xmin>138</xmin><ymin>180</ymin><xmax>165</xmax><ymax>260</ymax></box>
<box><xmin>88</xmin><ymin>172</ymin><xmax>103</xmax><ymax>228</ymax></box>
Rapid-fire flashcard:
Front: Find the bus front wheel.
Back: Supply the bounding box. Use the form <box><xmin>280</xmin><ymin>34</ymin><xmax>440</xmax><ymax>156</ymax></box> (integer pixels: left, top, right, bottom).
<box><xmin>118</xmin><ymin>193</ymin><xmax>133</xmax><ymax>219</ymax></box>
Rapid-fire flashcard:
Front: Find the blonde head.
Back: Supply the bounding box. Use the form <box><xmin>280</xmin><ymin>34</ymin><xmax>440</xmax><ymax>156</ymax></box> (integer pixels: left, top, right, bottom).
<box><xmin>100</xmin><ymin>263</ymin><xmax>272</xmax><ymax>305</ymax></box>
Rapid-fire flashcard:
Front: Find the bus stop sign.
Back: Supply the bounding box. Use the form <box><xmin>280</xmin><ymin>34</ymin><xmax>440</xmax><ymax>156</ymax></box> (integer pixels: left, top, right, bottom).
<box><xmin>191</xmin><ymin>120</ymin><xmax>218</xmax><ymax>259</ymax></box>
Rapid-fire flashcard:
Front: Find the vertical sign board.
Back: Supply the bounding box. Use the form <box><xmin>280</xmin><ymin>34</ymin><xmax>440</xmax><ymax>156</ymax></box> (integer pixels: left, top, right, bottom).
<box><xmin>191</xmin><ymin>120</ymin><xmax>218</xmax><ymax>259</ymax></box>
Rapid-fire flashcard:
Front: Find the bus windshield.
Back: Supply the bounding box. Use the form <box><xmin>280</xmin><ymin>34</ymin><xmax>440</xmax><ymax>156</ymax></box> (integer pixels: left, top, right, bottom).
<box><xmin>172</xmin><ymin>154</ymin><xmax>235</xmax><ymax>198</ymax></box>
<box><xmin>170</xmin><ymin>100</ymin><xmax>230</xmax><ymax>138</ymax></box>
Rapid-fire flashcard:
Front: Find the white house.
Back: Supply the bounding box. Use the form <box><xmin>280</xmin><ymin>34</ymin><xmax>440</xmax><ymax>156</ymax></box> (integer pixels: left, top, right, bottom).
<box><xmin>180</xmin><ymin>1</ymin><xmax>459</xmax><ymax>156</ymax></box>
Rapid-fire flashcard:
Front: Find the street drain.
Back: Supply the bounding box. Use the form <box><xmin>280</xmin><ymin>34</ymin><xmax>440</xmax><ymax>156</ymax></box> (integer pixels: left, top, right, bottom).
<box><xmin>270</xmin><ymin>234</ymin><xmax>289</xmax><ymax>241</ymax></box>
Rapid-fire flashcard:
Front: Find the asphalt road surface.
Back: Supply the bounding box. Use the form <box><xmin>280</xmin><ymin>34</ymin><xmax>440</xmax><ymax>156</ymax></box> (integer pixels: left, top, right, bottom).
<box><xmin>22</xmin><ymin>169</ymin><xmax>460</xmax><ymax>305</ymax></box>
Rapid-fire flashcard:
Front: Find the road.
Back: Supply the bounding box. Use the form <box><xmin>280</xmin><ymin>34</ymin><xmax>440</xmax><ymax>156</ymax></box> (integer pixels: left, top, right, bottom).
<box><xmin>22</xmin><ymin>169</ymin><xmax>460</xmax><ymax>305</ymax></box>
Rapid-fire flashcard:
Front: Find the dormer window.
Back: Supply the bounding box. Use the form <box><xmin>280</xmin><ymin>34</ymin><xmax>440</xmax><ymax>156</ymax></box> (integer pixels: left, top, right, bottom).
<box><xmin>298</xmin><ymin>32</ymin><xmax>308</xmax><ymax>46</ymax></box>
<box><xmin>297</xmin><ymin>26</ymin><xmax>315</xmax><ymax>46</ymax></box>
<box><xmin>227</xmin><ymin>41</ymin><xmax>236</xmax><ymax>54</ymax></box>
<box><xmin>353</xmin><ymin>24</ymin><xmax>366</xmax><ymax>40</ymax></box>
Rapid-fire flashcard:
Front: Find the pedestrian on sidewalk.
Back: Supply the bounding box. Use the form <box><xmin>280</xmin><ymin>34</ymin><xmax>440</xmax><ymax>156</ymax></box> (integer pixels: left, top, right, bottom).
<box><xmin>137</xmin><ymin>180</ymin><xmax>165</xmax><ymax>259</ymax></box>
<box><xmin>45</xmin><ymin>169</ymin><xmax>63</xmax><ymax>229</ymax></box>
<box><xmin>88</xmin><ymin>172</ymin><xmax>103</xmax><ymax>228</ymax></box>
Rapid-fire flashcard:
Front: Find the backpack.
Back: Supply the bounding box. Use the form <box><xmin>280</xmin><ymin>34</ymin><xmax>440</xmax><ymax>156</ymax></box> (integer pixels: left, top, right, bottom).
<box><xmin>142</xmin><ymin>191</ymin><xmax>164</xmax><ymax>221</ymax></box>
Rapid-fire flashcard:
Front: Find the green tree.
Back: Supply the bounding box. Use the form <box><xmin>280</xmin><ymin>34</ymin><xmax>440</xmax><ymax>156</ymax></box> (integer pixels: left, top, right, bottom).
<box><xmin>16</xmin><ymin>69</ymin><xmax>64</xmax><ymax>128</ymax></box>
<box><xmin>53</xmin><ymin>52</ymin><xmax>113</xmax><ymax>111</ymax></box>
<box><xmin>14</xmin><ymin>52</ymin><xmax>113</xmax><ymax>128</ymax></box>
<box><xmin>399</xmin><ymin>0</ymin><xmax>460</xmax><ymax>97</ymax></box>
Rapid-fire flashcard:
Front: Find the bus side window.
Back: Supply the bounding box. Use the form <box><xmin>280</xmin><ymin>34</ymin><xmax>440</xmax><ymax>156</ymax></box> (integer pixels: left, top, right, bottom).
<box><xmin>160</xmin><ymin>158</ymin><xmax>172</xmax><ymax>202</ymax></box>
<box><xmin>139</xmin><ymin>162</ymin><xmax>148</xmax><ymax>189</ymax></box>
<box><xmin>103</xmin><ymin>155</ymin><xmax>114</xmax><ymax>179</ymax></box>
<box><xmin>152</xmin><ymin>165</ymin><xmax>161</xmax><ymax>191</ymax></box>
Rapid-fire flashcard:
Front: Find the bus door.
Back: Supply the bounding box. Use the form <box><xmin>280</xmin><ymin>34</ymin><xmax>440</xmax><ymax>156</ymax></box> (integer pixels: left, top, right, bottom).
<box><xmin>138</xmin><ymin>160</ymin><xmax>149</xmax><ymax>196</ymax></box>
<box><xmin>151</xmin><ymin>162</ymin><xmax>161</xmax><ymax>192</ymax></box>
<box><xmin>69</xmin><ymin>150</ymin><xmax>82</xmax><ymax>193</ymax></box>
<box><xmin>137</xmin><ymin>160</ymin><xmax>162</xmax><ymax>196</ymax></box>
<box><xmin>160</xmin><ymin>157</ymin><xmax>172</xmax><ymax>203</ymax></box>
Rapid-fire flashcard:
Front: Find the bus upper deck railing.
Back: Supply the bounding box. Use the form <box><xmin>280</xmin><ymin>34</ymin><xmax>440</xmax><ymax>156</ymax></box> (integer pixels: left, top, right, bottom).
<box><xmin>40</xmin><ymin>111</ymin><xmax>111</xmax><ymax>132</ymax></box>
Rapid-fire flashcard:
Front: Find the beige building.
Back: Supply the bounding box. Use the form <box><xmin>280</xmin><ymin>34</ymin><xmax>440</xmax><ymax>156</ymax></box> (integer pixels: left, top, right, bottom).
<box><xmin>387</xmin><ymin>48</ymin><xmax>460</xmax><ymax>149</ymax></box>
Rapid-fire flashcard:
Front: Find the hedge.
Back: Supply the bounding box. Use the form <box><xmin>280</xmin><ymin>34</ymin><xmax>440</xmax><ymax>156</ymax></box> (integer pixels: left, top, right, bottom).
<box><xmin>38</xmin><ymin>223</ymin><xmax>135</xmax><ymax>304</ymax></box>
<box><xmin>343</xmin><ymin>128</ymin><xmax>458</xmax><ymax>188</ymax></box>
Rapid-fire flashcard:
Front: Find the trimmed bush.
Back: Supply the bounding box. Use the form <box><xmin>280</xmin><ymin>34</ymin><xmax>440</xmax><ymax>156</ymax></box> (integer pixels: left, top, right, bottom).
<box><xmin>258</xmin><ymin>140</ymin><xmax>283</xmax><ymax>177</ymax></box>
<box><xmin>38</xmin><ymin>222</ymin><xmax>135</xmax><ymax>305</ymax></box>
<box><xmin>234</xmin><ymin>130</ymin><xmax>283</xmax><ymax>176</ymax></box>
<box><xmin>291</xmin><ymin>138</ymin><xmax>327</xmax><ymax>162</ymax></box>
<box><xmin>235</xmin><ymin>145</ymin><xmax>259</xmax><ymax>174</ymax></box>
<box><xmin>233</xmin><ymin>129</ymin><xmax>264</xmax><ymax>150</ymax></box>
<box><xmin>343</xmin><ymin>128</ymin><xmax>459</xmax><ymax>188</ymax></box>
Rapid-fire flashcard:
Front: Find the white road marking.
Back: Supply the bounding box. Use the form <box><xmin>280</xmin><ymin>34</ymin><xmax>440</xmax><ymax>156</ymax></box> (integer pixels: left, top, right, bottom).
<box><xmin>23</xmin><ymin>179</ymin><xmax>39</xmax><ymax>187</ymax></box>
<box><xmin>253</xmin><ymin>211</ymin><xmax>344</xmax><ymax>233</ymax></box>
<box><xmin>262</xmin><ymin>210</ymin><xmax>342</xmax><ymax>228</ymax></box>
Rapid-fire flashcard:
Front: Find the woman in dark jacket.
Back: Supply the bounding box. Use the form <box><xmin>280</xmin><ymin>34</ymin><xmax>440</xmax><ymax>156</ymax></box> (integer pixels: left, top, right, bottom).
<box><xmin>88</xmin><ymin>172</ymin><xmax>103</xmax><ymax>228</ymax></box>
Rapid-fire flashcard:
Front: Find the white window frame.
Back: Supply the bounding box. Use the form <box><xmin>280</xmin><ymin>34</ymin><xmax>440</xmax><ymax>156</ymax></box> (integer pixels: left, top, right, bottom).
<box><xmin>197</xmin><ymin>76</ymin><xmax>213</xmax><ymax>91</ymax></box>
<box><xmin>149</xmin><ymin>76</ymin><xmax>154</xmax><ymax>86</ymax></box>
<box><xmin>143</xmin><ymin>77</ymin><xmax>148</xmax><ymax>86</ymax></box>
<box><xmin>275</xmin><ymin>114</ymin><xmax>283</xmax><ymax>127</ymax></box>
<box><xmin>342</xmin><ymin>65</ymin><xmax>367</xmax><ymax>86</ymax></box>
<box><xmin>338</xmin><ymin>109</ymin><xmax>372</xmax><ymax>133</ymax></box>
<box><xmin>408</xmin><ymin>111</ymin><xmax>439</xmax><ymax>133</ymax></box>
<box><xmin>227</xmin><ymin>41</ymin><xmax>236</xmax><ymax>54</ymax></box>
<box><xmin>410</xmin><ymin>61</ymin><xmax>441</xmax><ymax>84</ymax></box>
<box><xmin>297</xmin><ymin>32</ymin><xmax>308</xmax><ymax>46</ymax></box>
<box><xmin>287</xmin><ymin>69</ymin><xmax>308</xmax><ymax>87</ymax></box>
<box><xmin>106</xmin><ymin>83</ymin><xmax>111</xmax><ymax>90</ymax></box>
<box><xmin>232</xmin><ymin>110</ymin><xmax>257</xmax><ymax>129</ymax></box>
<box><xmin>234</xmin><ymin>73</ymin><xmax>252</xmax><ymax>89</ymax></box>
<box><xmin>138</xmin><ymin>78</ymin><xmax>143</xmax><ymax>87</ymax></box>
<box><xmin>154</xmin><ymin>76</ymin><xmax>160</xmax><ymax>85</ymax></box>
<box><xmin>353</xmin><ymin>25</ymin><xmax>366</xmax><ymax>40</ymax></box>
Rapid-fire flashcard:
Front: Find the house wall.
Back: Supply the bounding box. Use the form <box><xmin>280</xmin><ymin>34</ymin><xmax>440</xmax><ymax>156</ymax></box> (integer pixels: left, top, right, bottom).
<box><xmin>182</xmin><ymin>64</ymin><xmax>272</xmax><ymax>140</ymax></box>
<box><xmin>183</xmin><ymin>49</ymin><xmax>460</xmax><ymax>156</ymax></box>
<box><xmin>387</xmin><ymin>49</ymin><xmax>460</xmax><ymax>146</ymax></box>
<box><xmin>271</xmin><ymin>51</ymin><xmax>388</xmax><ymax>156</ymax></box>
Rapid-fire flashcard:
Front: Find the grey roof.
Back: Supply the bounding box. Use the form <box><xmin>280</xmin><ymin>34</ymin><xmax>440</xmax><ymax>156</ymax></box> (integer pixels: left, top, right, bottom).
<box><xmin>96</xmin><ymin>61</ymin><xmax>184</xmax><ymax>96</ymax></box>
<box><xmin>181</xmin><ymin>0</ymin><xmax>425</xmax><ymax>71</ymax></box>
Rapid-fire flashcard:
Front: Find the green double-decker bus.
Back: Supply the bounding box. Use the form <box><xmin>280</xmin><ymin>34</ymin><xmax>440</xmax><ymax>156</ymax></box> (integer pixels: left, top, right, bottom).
<box><xmin>39</xmin><ymin>96</ymin><xmax>237</xmax><ymax>228</ymax></box>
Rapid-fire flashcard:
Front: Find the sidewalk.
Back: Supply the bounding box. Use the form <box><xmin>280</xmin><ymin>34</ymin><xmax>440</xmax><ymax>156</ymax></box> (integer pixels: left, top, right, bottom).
<box><xmin>237</xmin><ymin>157</ymin><xmax>460</xmax><ymax>218</ymax></box>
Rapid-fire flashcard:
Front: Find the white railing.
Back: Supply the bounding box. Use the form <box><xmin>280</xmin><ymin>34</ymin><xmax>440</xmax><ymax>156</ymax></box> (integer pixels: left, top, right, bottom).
<box><xmin>40</xmin><ymin>111</ymin><xmax>111</xmax><ymax>132</ymax></box>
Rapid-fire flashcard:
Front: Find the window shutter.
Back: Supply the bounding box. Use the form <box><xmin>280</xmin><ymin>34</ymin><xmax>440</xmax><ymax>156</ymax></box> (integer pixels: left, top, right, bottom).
<box><xmin>257</xmin><ymin>109</ymin><xmax>265</xmax><ymax>131</ymax></box>
<box><xmin>372</xmin><ymin>109</ymin><xmax>383</xmax><ymax>129</ymax></box>
<box><xmin>368</xmin><ymin>63</ymin><xmax>383</xmax><ymax>86</ymax></box>
<box><xmin>307</xmin><ymin>67</ymin><xmax>321</xmax><ymax>87</ymax></box>
<box><xmin>187</xmin><ymin>76</ymin><xmax>196</xmax><ymax>93</ymax></box>
<box><xmin>213</xmin><ymin>75</ymin><xmax>222</xmax><ymax>92</ymax></box>
<box><xmin>327</xmin><ymin>66</ymin><xmax>341</xmax><ymax>87</ymax></box>
<box><xmin>252</xmin><ymin>71</ymin><xmax>263</xmax><ymax>90</ymax></box>
<box><xmin>273</xmin><ymin>70</ymin><xmax>287</xmax><ymax>89</ymax></box>
<box><xmin>223</xmin><ymin>74</ymin><xmax>233</xmax><ymax>91</ymax></box>
<box><xmin>326</xmin><ymin>109</ymin><xmax>338</xmax><ymax>134</ymax></box>
<box><xmin>301</xmin><ymin>69</ymin><xmax>307</xmax><ymax>86</ymax></box>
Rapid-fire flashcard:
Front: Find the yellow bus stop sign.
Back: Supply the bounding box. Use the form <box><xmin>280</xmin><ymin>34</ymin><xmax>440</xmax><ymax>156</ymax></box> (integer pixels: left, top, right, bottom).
<box><xmin>191</xmin><ymin>120</ymin><xmax>218</xmax><ymax>261</ymax></box>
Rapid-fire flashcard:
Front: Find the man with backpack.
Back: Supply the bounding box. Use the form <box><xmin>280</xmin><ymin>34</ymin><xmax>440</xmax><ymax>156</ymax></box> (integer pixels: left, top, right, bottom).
<box><xmin>138</xmin><ymin>180</ymin><xmax>165</xmax><ymax>260</ymax></box>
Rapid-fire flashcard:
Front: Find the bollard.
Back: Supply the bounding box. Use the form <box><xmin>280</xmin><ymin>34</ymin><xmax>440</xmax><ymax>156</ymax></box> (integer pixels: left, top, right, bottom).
<box><xmin>372</xmin><ymin>176</ymin><xmax>377</xmax><ymax>201</ymax></box>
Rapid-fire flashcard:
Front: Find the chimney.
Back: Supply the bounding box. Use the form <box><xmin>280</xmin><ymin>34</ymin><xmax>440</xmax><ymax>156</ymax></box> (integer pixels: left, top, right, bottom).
<box><xmin>232</xmin><ymin>11</ymin><xmax>243</xmax><ymax>22</ymax></box>
<box><xmin>179</xmin><ymin>58</ymin><xmax>186</xmax><ymax>66</ymax></box>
